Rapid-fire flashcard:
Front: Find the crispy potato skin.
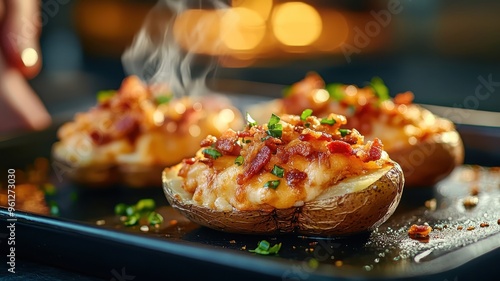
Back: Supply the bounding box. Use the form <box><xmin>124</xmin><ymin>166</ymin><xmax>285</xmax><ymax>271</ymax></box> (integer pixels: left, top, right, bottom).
<box><xmin>389</xmin><ymin>130</ymin><xmax>464</xmax><ymax>187</ymax></box>
<box><xmin>163</xmin><ymin>163</ymin><xmax>404</xmax><ymax>236</ymax></box>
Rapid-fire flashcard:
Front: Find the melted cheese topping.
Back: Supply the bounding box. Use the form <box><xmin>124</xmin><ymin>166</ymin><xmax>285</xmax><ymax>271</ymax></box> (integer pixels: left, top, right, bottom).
<box><xmin>172</xmin><ymin>113</ymin><xmax>393</xmax><ymax>211</ymax></box>
<box><xmin>53</xmin><ymin>76</ymin><xmax>242</xmax><ymax>167</ymax></box>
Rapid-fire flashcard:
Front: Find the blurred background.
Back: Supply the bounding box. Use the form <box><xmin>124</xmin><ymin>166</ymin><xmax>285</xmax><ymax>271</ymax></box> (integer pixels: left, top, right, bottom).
<box><xmin>22</xmin><ymin>0</ymin><xmax>500</xmax><ymax>164</ymax></box>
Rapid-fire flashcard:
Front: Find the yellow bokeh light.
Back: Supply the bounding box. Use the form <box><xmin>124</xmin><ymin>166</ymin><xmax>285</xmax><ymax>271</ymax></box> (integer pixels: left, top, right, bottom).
<box><xmin>272</xmin><ymin>2</ymin><xmax>322</xmax><ymax>46</ymax></box>
<box><xmin>312</xmin><ymin>89</ymin><xmax>329</xmax><ymax>103</ymax></box>
<box><xmin>232</xmin><ymin>0</ymin><xmax>273</xmax><ymax>20</ymax></box>
<box><xmin>222</xmin><ymin>7</ymin><xmax>266</xmax><ymax>50</ymax></box>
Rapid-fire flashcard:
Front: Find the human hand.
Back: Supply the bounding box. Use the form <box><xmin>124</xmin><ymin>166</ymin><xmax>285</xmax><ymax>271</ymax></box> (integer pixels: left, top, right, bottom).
<box><xmin>0</xmin><ymin>0</ymin><xmax>51</xmax><ymax>133</ymax></box>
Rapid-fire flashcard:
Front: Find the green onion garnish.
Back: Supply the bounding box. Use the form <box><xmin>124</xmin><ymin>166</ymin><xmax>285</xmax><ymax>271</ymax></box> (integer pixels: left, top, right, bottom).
<box><xmin>249</xmin><ymin>240</ymin><xmax>282</xmax><ymax>255</ymax></box>
<box><xmin>136</xmin><ymin>199</ymin><xmax>156</xmax><ymax>212</ymax></box>
<box><xmin>125</xmin><ymin>205</ymin><xmax>137</xmax><ymax>216</ymax></box>
<box><xmin>271</xmin><ymin>165</ymin><xmax>284</xmax><ymax>178</ymax></box>
<box><xmin>339</xmin><ymin>129</ymin><xmax>351</xmax><ymax>137</ymax></box>
<box><xmin>147</xmin><ymin>212</ymin><xmax>164</xmax><ymax>225</ymax></box>
<box><xmin>49</xmin><ymin>201</ymin><xmax>59</xmax><ymax>216</ymax></box>
<box><xmin>155</xmin><ymin>95</ymin><xmax>172</xmax><ymax>105</ymax></box>
<box><xmin>96</xmin><ymin>90</ymin><xmax>116</xmax><ymax>103</ymax></box>
<box><xmin>246</xmin><ymin>112</ymin><xmax>257</xmax><ymax>128</ymax></box>
<box><xmin>235</xmin><ymin>155</ymin><xmax>244</xmax><ymax>166</ymax></box>
<box><xmin>326</xmin><ymin>83</ymin><xmax>344</xmax><ymax>101</ymax></box>
<box><xmin>114</xmin><ymin>203</ymin><xmax>128</xmax><ymax>216</ymax></box>
<box><xmin>124</xmin><ymin>214</ymin><xmax>140</xmax><ymax>226</ymax></box>
<box><xmin>267</xmin><ymin>124</ymin><xmax>283</xmax><ymax>138</ymax></box>
<box><xmin>320</xmin><ymin>118</ymin><xmax>336</xmax><ymax>126</ymax></box>
<box><xmin>300</xmin><ymin>109</ymin><xmax>313</xmax><ymax>120</ymax></box>
<box><xmin>264</xmin><ymin>180</ymin><xmax>280</xmax><ymax>189</ymax></box>
<box><xmin>202</xmin><ymin>148</ymin><xmax>222</xmax><ymax>160</ymax></box>
<box><xmin>268</xmin><ymin>114</ymin><xmax>280</xmax><ymax>127</ymax></box>
<box><xmin>369</xmin><ymin>77</ymin><xmax>389</xmax><ymax>101</ymax></box>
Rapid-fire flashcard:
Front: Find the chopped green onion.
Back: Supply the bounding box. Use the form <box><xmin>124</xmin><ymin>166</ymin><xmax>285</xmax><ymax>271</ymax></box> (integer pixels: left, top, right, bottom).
<box><xmin>249</xmin><ymin>240</ymin><xmax>282</xmax><ymax>255</ymax></box>
<box><xmin>147</xmin><ymin>212</ymin><xmax>164</xmax><ymax>225</ymax></box>
<box><xmin>264</xmin><ymin>180</ymin><xmax>280</xmax><ymax>189</ymax></box>
<box><xmin>268</xmin><ymin>114</ymin><xmax>281</xmax><ymax>127</ymax></box>
<box><xmin>155</xmin><ymin>95</ymin><xmax>172</xmax><ymax>105</ymax></box>
<box><xmin>124</xmin><ymin>214</ymin><xmax>140</xmax><ymax>226</ymax></box>
<box><xmin>339</xmin><ymin>129</ymin><xmax>351</xmax><ymax>137</ymax></box>
<box><xmin>320</xmin><ymin>118</ymin><xmax>336</xmax><ymax>126</ymax></box>
<box><xmin>261</xmin><ymin>136</ymin><xmax>271</xmax><ymax>141</ymax></box>
<box><xmin>267</xmin><ymin>124</ymin><xmax>283</xmax><ymax>138</ymax></box>
<box><xmin>96</xmin><ymin>90</ymin><xmax>116</xmax><ymax>103</ymax></box>
<box><xmin>114</xmin><ymin>203</ymin><xmax>128</xmax><ymax>216</ymax></box>
<box><xmin>246</xmin><ymin>112</ymin><xmax>257</xmax><ymax>128</ymax></box>
<box><xmin>271</xmin><ymin>165</ymin><xmax>284</xmax><ymax>178</ymax></box>
<box><xmin>245</xmin><ymin>139</ymin><xmax>252</xmax><ymax>143</ymax></box>
<box><xmin>235</xmin><ymin>155</ymin><xmax>244</xmax><ymax>166</ymax></box>
<box><xmin>125</xmin><ymin>205</ymin><xmax>137</xmax><ymax>216</ymax></box>
<box><xmin>49</xmin><ymin>201</ymin><xmax>59</xmax><ymax>216</ymax></box>
<box><xmin>136</xmin><ymin>199</ymin><xmax>156</xmax><ymax>212</ymax></box>
<box><xmin>202</xmin><ymin>148</ymin><xmax>222</xmax><ymax>160</ymax></box>
<box><xmin>282</xmin><ymin>86</ymin><xmax>292</xmax><ymax>97</ymax></box>
<box><xmin>326</xmin><ymin>83</ymin><xmax>344</xmax><ymax>101</ymax></box>
<box><xmin>369</xmin><ymin>77</ymin><xmax>389</xmax><ymax>101</ymax></box>
<box><xmin>300</xmin><ymin>109</ymin><xmax>313</xmax><ymax>120</ymax></box>
<box><xmin>305</xmin><ymin>123</ymin><xmax>310</xmax><ymax>128</ymax></box>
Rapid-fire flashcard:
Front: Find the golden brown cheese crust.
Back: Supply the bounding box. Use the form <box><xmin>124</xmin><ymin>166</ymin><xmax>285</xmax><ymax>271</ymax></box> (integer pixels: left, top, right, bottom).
<box><xmin>175</xmin><ymin>113</ymin><xmax>393</xmax><ymax>211</ymax></box>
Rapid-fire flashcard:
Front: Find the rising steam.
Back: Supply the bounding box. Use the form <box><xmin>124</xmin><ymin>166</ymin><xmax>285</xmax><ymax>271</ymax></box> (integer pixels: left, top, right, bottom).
<box><xmin>122</xmin><ymin>0</ymin><xmax>229</xmax><ymax>97</ymax></box>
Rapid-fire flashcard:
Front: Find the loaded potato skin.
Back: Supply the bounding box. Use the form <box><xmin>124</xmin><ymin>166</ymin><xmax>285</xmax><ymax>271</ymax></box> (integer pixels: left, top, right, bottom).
<box><xmin>163</xmin><ymin>112</ymin><xmax>405</xmax><ymax>236</ymax></box>
<box><xmin>248</xmin><ymin>73</ymin><xmax>464</xmax><ymax>187</ymax></box>
<box><xmin>52</xmin><ymin>76</ymin><xmax>242</xmax><ymax>187</ymax></box>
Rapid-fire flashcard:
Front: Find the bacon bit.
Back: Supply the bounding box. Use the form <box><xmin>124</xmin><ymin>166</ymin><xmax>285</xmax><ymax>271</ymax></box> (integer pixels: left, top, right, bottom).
<box><xmin>277</xmin><ymin>142</ymin><xmax>313</xmax><ymax>162</ymax></box>
<box><xmin>327</xmin><ymin>140</ymin><xmax>353</xmax><ymax>156</ymax></box>
<box><xmin>264</xmin><ymin>137</ymin><xmax>282</xmax><ymax>153</ymax></box>
<box><xmin>169</xmin><ymin>219</ymin><xmax>178</xmax><ymax>226</ymax></box>
<box><xmin>184</xmin><ymin>158</ymin><xmax>197</xmax><ymax>165</ymax></box>
<box><xmin>199</xmin><ymin>158</ymin><xmax>214</xmax><ymax>167</ymax></box>
<box><xmin>480</xmin><ymin>222</ymin><xmax>489</xmax><ymax>228</ymax></box>
<box><xmin>114</xmin><ymin>115</ymin><xmax>140</xmax><ymax>143</ymax></box>
<box><xmin>393</xmin><ymin>91</ymin><xmax>414</xmax><ymax>105</ymax></box>
<box><xmin>286</xmin><ymin>169</ymin><xmax>308</xmax><ymax>187</ymax></box>
<box><xmin>365</xmin><ymin>138</ymin><xmax>383</xmax><ymax>162</ymax></box>
<box><xmin>457</xmin><ymin>225</ymin><xmax>463</xmax><ymax>230</ymax></box>
<box><xmin>178</xmin><ymin>159</ymin><xmax>195</xmax><ymax>177</ymax></box>
<box><xmin>408</xmin><ymin>224</ymin><xmax>432</xmax><ymax>239</ymax></box>
<box><xmin>299</xmin><ymin>132</ymin><xmax>332</xmax><ymax>142</ymax></box>
<box><xmin>467</xmin><ymin>226</ymin><xmax>475</xmax><ymax>231</ymax></box>
<box><xmin>237</xmin><ymin>130</ymin><xmax>254</xmax><ymax>138</ymax></box>
<box><xmin>89</xmin><ymin>130</ymin><xmax>111</xmax><ymax>145</ymax></box>
<box><xmin>200</xmin><ymin>136</ymin><xmax>217</xmax><ymax>147</ymax></box>
<box><xmin>237</xmin><ymin>145</ymin><xmax>272</xmax><ymax>185</ymax></box>
<box><xmin>216</xmin><ymin>136</ymin><xmax>241</xmax><ymax>156</ymax></box>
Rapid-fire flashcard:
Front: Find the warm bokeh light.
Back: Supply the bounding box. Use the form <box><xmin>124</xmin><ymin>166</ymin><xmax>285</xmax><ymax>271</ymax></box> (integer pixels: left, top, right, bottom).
<box><xmin>272</xmin><ymin>2</ymin><xmax>322</xmax><ymax>47</ymax></box>
<box><xmin>232</xmin><ymin>0</ymin><xmax>273</xmax><ymax>20</ymax></box>
<box><xmin>221</xmin><ymin>7</ymin><xmax>266</xmax><ymax>50</ymax></box>
<box><xmin>21</xmin><ymin>48</ymin><xmax>39</xmax><ymax>67</ymax></box>
<box><xmin>173</xmin><ymin>9</ymin><xmax>223</xmax><ymax>55</ymax></box>
<box><xmin>312</xmin><ymin>89</ymin><xmax>329</xmax><ymax>103</ymax></box>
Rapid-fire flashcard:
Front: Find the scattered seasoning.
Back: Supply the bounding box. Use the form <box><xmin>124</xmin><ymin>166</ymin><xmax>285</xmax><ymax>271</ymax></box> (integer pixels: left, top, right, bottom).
<box><xmin>335</xmin><ymin>260</ymin><xmax>343</xmax><ymax>267</ymax></box>
<box><xmin>480</xmin><ymin>222</ymin><xmax>489</xmax><ymax>228</ymax></box>
<box><xmin>96</xmin><ymin>220</ymin><xmax>106</xmax><ymax>226</ymax></box>
<box><xmin>339</xmin><ymin>128</ymin><xmax>351</xmax><ymax>137</ymax></box>
<box><xmin>470</xmin><ymin>185</ymin><xmax>480</xmax><ymax>196</ymax></box>
<box><xmin>202</xmin><ymin>148</ymin><xmax>222</xmax><ymax>160</ymax></box>
<box><xmin>246</xmin><ymin>112</ymin><xmax>257</xmax><ymax>127</ymax></box>
<box><xmin>264</xmin><ymin>180</ymin><xmax>280</xmax><ymax>189</ymax></box>
<box><xmin>140</xmin><ymin>225</ymin><xmax>149</xmax><ymax>232</ymax></box>
<box><xmin>425</xmin><ymin>199</ymin><xmax>437</xmax><ymax>211</ymax></box>
<box><xmin>463</xmin><ymin>196</ymin><xmax>479</xmax><ymax>208</ymax></box>
<box><xmin>271</xmin><ymin>165</ymin><xmax>285</xmax><ymax>178</ymax></box>
<box><xmin>234</xmin><ymin>155</ymin><xmax>244</xmax><ymax>166</ymax></box>
<box><xmin>169</xmin><ymin>219</ymin><xmax>178</xmax><ymax>226</ymax></box>
<box><xmin>467</xmin><ymin>226</ymin><xmax>475</xmax><ymax>231</ymax></box>
<box><xmin>249</xmin><ymin>240</ymin><xmax>282</xmax><ymax>255</ymax></box>
<box><xmin>241</xmin><ymin>245</ymin><xmax>247</xmax><ymax>250</ymax></box>
<box><xmin>457</xmin><ymin>226</ymin><xmax>464</xmax><ymax>230</ymax></box>
<box><xmin>300</xmin><ymin>109</ymin><xmax>313</xmax><ymax>120</ymax></box>
<box><xmin>229</xmin><ymin>240</ymin><xmax>236</xmax><ymax>244</ymax></box>
<box><xmin>408</xmin><ymin>224</ymin><xmax>432</xmax><ymax>239</ymax></box>
<box><xmin>114</xmin><ymin>199</ymin><xmax>161</xmax><ymax>227</ymax></box>
<box><xmin>320</xmin><ymin>118</ymin><xmax>336</xmax><ymax>126</ymax></box>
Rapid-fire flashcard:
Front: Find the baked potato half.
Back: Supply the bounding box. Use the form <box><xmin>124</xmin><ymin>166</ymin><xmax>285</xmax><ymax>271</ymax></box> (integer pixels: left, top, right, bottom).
<box><xmin>247</xmin><ymin>73</ymin><xmax>464</xmax><ymax>187</ymax></box>
<box><xmin>163</xmin><ymin>112</ymin><xmax>404</xmax><ymax>236</ymax></box>
<box><xmin>52</xmin><ymin>76</ymin><xmax>243</xmax><ymax>187</ymax></box>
